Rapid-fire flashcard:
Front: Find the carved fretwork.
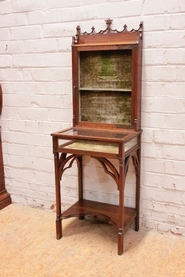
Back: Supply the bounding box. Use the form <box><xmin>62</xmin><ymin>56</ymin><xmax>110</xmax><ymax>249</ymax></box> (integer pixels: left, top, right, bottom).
<box><xmin>92</xmin><ymin>154</ymin><xmax>138</xmax><ymax>191</ymax></box>
<box><xmin>72</xmin><ymin>19</ymin><xmax>143</xmax><ymax>44</ymax></box>
<box><xmin>124</xmin><ymin>156</ymin><xmax>131</xmax><ymax>176</ymax></box>
<box><xmin>124</xmin><ymin>152</ymin><xmax>140</xmax><ymax>182</ymax></box>
<box><xmin>57</xmin><ymin>153</ymin><xmax>138</xmax><ymax>191</ymax></box>
<box><xmin>92</xmin><ymin>156</ymin><xmax>120</xmax><ymax>189</ymax></box>
<box><xmin>132</xmin><ymin>152</ymin><xmax>140</xmax><ymax>177</ymax></box>
<box><xmin>58</xmin><ymin>153</ymin><xmax>81</xmax><ymax>180</ymax></box>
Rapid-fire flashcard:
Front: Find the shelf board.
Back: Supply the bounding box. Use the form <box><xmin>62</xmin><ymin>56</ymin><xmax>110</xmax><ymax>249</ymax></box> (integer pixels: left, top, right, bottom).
<box><xmin>61</xmin><ymin>139</ymin><xmax>137</xmax><ymax>155</ymax></box>
<box><xmin>79</xmin><ymin>87</ymin><xmax>131</xmax><ymax>92</ymax></box>
<box><xmin>62</xmin><ymin>199</ymin><xmax>137</xmax><ymax>230</ymax></box>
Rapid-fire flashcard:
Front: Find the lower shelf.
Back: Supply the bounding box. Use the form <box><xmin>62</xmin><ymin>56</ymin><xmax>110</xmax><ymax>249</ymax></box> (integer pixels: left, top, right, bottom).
<box><xmin>62</xmin><ymin>199</ymin><xmax>137</xmax><ymax>230</ymax></box>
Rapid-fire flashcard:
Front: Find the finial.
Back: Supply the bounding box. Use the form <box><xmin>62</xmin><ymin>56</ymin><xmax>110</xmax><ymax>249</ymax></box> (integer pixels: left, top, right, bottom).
<box><xmin>105</xmin><ymin>18</ymin><xmax>113</xmax><ymax>32</ymax></box>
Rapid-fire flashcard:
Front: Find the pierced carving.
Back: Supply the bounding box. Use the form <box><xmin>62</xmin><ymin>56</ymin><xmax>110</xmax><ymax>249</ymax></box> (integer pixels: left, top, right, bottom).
<box><xmin>92</xmin><ymin>156</ymin><xmax>120</xmax><ymax>189</ymax></box>
<box><xmin>58</xmin><ymin>153</ymin><xmax>81</xmax><ymax>180</ymax></box>
<box><xmin>124</xmin><ymin>152</ymin><xmax>140</xmax><ymax>180</ymax></box>
<box><xmin>132</xmin><ymin>152</ymin><xmax>140</xmax><ymax>177</ymax></box>
<box><xmin>57</xmin><ymin>153</ymin><xmax>139</xmax><ymax>189</ymax></box>
<box><xmin>72</xmin><ymin>19</ymin><xmax>143</xmax><ymax>44</ymax></box>
<box><xmin>124</xmin><ymin>155</ymin><xmax>131</xmax><ymax>176</ymax></box>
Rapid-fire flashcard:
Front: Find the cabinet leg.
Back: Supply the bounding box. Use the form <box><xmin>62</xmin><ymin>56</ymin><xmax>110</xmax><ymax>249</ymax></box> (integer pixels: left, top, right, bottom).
<box><xmin>135</xmin><ymin>170</ymin><xmax>140</xmax><ymax>232</ymax></box>
<box><xmin>135</xmin><ymin>214</ymin><xmax>139</xmax><ymax>231</ymax></box>
<box><xmin>56</xmin><ymin>215</ymin><xmax>62</xmax><ymax>239</ymax></box>
<box><xmin>133</xmin><ymin>148</ymin><xmax>140</xmax><ymax>233</ymax></box>
<box><xmin>118</xmin><ymin>228</ymin><xmax>124</xmax><ymax>255</ymax></box>
<box><xmin>77</xmin><ymin>156</ymin><xmax>83</xmax><ymax>200</ymax></box>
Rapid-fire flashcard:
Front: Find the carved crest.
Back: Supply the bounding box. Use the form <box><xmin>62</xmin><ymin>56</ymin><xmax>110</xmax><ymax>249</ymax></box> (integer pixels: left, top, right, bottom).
<box><xmin>73</xmin><ymin>19</ymin><xmax>143</xmax><ymax>44</ymax></box>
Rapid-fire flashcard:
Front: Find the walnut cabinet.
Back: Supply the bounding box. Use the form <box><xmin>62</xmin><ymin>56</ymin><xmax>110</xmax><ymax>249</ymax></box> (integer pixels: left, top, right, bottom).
<box><xmin>51</xmin><ymin>19</ymin><xmax>143</xmax><ymax>255</ymax></box>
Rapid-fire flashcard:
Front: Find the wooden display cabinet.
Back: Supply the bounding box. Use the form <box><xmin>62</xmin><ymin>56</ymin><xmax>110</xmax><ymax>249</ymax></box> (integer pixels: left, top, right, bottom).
<box><xmin>51</xmin><ymin>19</ymin><xmax>143</xmax><ymax>255</ymax></box>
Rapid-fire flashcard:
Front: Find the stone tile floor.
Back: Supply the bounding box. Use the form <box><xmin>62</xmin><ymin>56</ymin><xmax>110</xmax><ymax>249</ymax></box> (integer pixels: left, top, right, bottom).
<box><xmin>1</xmin><ymin>204</ymin><xmax>185</xmax><ymax>277</ymax></box>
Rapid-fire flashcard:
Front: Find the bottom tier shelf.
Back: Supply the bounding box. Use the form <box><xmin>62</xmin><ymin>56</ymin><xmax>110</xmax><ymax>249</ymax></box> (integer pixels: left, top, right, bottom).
<box><xmin>62</xmin><ymin>199</ymin><xmax>137</xmax><ymax>230</ymax></box>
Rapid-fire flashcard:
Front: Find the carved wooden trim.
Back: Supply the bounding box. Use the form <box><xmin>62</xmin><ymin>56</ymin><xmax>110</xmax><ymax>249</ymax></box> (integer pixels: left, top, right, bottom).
<box><xmin>92</xmin><ymin>156</ymin><xmax>120</xmax><ymax>189</ymax></box>
<box><xmin>132</xmin><ymin>151</ymin><xmax>140</xmax><ymax>177</ymax></box>
<box><xmin>58</xmin><ymin>153</ymin><xmax>81</xmax><ymax>180</ymax></box>
<box><xmin>73</xmin><ymin>19</ymin><xmax>143</xmax><ymax>44</ymax></box>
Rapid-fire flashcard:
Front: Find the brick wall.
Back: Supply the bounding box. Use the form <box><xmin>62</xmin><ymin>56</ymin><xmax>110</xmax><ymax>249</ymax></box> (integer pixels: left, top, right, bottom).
<box><xmin>0</xmin><ymin>0</ymin><xmax>185</xmax><ymax>237</ymax></box>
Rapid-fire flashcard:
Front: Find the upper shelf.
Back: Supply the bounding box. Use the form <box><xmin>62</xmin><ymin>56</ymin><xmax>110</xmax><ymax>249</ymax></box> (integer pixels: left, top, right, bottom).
<box><xmin>79</xmin><ymin>87</ymin><xmax>132</xmax><ymax>92</ymax></box>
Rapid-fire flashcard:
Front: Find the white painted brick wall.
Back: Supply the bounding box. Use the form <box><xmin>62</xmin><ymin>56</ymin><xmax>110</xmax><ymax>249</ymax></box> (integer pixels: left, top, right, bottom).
<box><xmin>0</xmin><ymin>0</ymin><xmax>185</xmax><ymax>238</ymax></box>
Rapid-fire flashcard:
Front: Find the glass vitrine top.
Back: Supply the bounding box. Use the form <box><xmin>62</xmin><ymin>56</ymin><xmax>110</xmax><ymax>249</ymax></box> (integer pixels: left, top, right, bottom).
<box><xmin>59</xmin><ymin>128</ymin><xmax>128</xmax><ymax>140</ymax></box>
<box><xmin>53</xmin><ymin>127</ymin><xmax>139</xmax><ymax>155</ymax></box>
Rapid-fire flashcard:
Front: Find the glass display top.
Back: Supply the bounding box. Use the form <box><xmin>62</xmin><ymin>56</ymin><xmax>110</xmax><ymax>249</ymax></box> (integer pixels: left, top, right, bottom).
<box><xmin>60</xmin><ymin>128</ymin><xmax>128</xmax><ymax>139</ymax></box>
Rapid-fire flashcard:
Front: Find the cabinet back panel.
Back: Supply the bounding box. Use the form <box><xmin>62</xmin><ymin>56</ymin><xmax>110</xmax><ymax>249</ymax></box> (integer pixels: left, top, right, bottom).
<box><xmin>80</xmin><ymin>90</ymin><xmax>131</xmax><ymax>125</ymax></box>
<box><xmin>80</xmin><ymin>50</ymin><xmax>132</xmax><ymax>90</ymax></box>
<box><xmin>79</xmin><ymin>49</ymin><xmax>132</xmax><ymax>125</ymax></box>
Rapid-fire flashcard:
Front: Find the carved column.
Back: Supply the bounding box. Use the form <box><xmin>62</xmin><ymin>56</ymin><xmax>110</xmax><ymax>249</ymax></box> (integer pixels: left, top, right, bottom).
<box><xmin>0</xmin><ymin>84</ymin><xmax>11</xmax><ymax>209</ymax></box>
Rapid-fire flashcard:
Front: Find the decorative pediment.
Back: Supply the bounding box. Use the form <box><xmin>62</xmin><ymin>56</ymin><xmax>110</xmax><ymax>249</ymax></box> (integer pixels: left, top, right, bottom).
<box><xmin>73</xmin><ymin>19</ymin><xmax>143</xmax><ymax>44</ymax></box>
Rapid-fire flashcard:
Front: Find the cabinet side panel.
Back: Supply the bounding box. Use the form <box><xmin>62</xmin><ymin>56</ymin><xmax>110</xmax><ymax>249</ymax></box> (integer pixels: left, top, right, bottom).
<box><xmin>72</xmin><ymin>47</ymin><xmax>79</xmax><ymax>126</ymax></box>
